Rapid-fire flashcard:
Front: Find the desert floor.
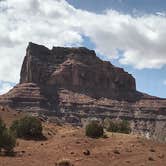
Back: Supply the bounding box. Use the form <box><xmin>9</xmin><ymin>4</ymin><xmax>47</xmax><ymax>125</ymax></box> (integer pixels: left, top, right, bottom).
<box><xmin>0</xmin><ymin>108</ymin><xmax>166</xmax><ymax>166</ymax></box>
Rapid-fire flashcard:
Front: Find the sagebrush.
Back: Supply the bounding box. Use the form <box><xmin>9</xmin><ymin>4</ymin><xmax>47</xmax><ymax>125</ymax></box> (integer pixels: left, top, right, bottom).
<box><xmin>104</xmin><ymin>118</ymin><xmax>131</xmax><ymax>134</ymax></box>
<box><xmin>0</xmin><ymin>118</ymin><xmax>16</xmax><ymax>153</ymax></box>
<box><xmin>10</xmin><ymin>116</ymin><xmax>43</xmax><ymax>139</ymax></box>
<box><xmin>85</xmin><ymin>121</ymin><xmax>104</xmax><ymax>138</ymax></box>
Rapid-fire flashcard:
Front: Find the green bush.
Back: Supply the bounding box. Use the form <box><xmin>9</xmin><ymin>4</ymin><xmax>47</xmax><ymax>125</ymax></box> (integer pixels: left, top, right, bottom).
<box><xmin>0</xmin><ymin>119</ymin><xmax>6</xmax><ymax>151</ymax></box>
<box><xmin>119</xmin><ymin>120</ymin><xmax>131</xmax><ymax>134</ymax></box>
<box><xmin>10</xmin><ymin>116</ymin><xmax>43</xmax><ymax>139</ymax></box>
<box><xmin>1</xmin><ymin>129</ymin><xmax>16</xmax><ymax>152</ymax></box>
<box><xmin>85</xmin><ymin>121</ymin><xmax>104</xmax><ymax>138</ymax></box>
<box><xmin>104</xmin><ymin>118</ymin><xmax>131</xmax><ymax>134</ymax></box>
<box><xmin>0</xmin><ymin>118</ymin><xmax>6</xmax><ymax>134</ymax></box>
<box><xmin>108</xmin><ymin>121</ymin><xmax>121</xmax><ymax>132</ymax></box>
<box><xmin>0</xmin><ymin>118</ymin><xmax>16</xmax><ymax>153</ymax></box>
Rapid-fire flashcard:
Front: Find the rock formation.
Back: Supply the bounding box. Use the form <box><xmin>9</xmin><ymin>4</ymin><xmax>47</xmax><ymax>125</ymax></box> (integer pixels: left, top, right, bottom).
<box><xmin>0</xmin><ymin>42</ymin><xmax>166</xmax><ymax>141</ymax></box>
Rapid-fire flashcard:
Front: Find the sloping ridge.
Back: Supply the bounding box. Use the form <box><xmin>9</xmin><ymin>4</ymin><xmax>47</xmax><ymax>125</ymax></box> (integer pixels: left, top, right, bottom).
<box><xmin>0</xmin><ymin>42</ymin><xmax>166</xmax><ymax>141</ymax></box>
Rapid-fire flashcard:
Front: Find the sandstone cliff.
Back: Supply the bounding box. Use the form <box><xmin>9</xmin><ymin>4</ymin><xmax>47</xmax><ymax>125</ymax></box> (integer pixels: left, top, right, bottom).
<box><xmin>0</xmin><ymin>42</ymin><xmax>166</xmax><ymax>141</ymax></box>
<box><xmin>20</xmin><ymin>42</ymin><xmax>137</xmax><ymax>100</ymax></box>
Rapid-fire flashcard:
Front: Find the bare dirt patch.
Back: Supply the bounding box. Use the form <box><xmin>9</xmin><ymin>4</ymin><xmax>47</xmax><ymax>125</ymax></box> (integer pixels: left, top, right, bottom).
<box><xmin>0</xmin><ymin>107</ymin><xmax>166</xmax><ymax>166</ymax></box>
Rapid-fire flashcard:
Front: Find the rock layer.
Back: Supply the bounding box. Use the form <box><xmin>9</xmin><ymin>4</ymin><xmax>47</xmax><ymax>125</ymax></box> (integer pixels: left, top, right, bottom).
<box><xmin>0</xmin><ymin>42</ymin><xmax>166</xmax><ymax>141</ymax></box>
<box><xmin>0</xmin><ymin>83</ymin><xmax>49</xmax><ymax>112</ymax></box>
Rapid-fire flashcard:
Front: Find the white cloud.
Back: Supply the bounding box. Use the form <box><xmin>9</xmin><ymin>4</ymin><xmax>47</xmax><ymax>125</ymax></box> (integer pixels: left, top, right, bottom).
<box><xmin>0</xmin><ymin>0</ymin><xmax>83</xmax><ymax>83</ymax></box>
<box><xmin>78</xmin><ymin>10</ymin><xmax>166</xmax><ymax>69</ymax></box>
<box><xmin>0</xmin><ymin>0</ymin><xmax>166</xmax><ymax>84</ymax></box>
<box><xmin>156</xmin><ymin>12</ymin><xmax>166</xmax><ymax>17</ymax></box>
<box><xmin>0</xmin><ymin>81</ymin><xmax>13</xmax><ymax>94</ymax></box>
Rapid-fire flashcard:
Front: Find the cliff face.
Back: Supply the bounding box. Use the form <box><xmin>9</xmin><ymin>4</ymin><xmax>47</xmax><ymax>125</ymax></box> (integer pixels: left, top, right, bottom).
<box><xmin>20</xmin><ymin>42</ymin><xmax>137</xmax><ymax>100</ymax></box>
<box><xmin>0</xmin><ymin>42</ymin><xmax>166</xmax><ymax>141</ymax></box>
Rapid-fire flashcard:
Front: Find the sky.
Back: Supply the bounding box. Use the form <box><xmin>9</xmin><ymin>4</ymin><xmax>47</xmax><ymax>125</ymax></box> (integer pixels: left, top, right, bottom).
<box><xmin>0</xmin><ymin>0</ymin><xmax>166</xmax><ymax>98</ymax></box>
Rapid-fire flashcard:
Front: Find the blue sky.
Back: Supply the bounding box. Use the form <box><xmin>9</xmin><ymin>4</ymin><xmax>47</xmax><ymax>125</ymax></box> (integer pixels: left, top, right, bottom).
<box><xmin>68</xmin><ymin>0</ymin><xmax>166</xmax><ymax>14</ymax></box>
<box><xmin>0</xmin><ymin>0</ymin><xmax>166</xmax><ymax>98</ymax></box>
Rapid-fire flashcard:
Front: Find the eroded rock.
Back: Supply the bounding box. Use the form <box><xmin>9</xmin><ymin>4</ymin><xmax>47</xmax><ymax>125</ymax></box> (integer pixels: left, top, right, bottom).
<box><xmin>0</xmin><ymin>42</ymin><xmax>166</xmax><ymax>141</ymax></box>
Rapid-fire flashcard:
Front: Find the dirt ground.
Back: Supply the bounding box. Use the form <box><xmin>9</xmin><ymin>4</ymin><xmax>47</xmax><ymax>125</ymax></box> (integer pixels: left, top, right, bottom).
<box><xmin>0</xmin><ymin>107</ymin><xmax>166</xmax><ymax>166</ymax></box>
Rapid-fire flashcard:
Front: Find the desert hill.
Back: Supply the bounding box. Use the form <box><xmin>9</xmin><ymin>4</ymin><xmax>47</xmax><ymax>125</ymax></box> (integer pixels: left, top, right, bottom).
<box><xmin>0</xmin><ymin>42</ymin><xmax>166</xmax><ymax>141</ymax></box>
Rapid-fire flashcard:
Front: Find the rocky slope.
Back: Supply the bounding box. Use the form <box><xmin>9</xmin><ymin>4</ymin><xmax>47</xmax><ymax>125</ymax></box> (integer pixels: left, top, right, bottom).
<box><xmin>0</xmin><ymin>42</ymin><xmax>166</xmax><ymax>141</ymax></box>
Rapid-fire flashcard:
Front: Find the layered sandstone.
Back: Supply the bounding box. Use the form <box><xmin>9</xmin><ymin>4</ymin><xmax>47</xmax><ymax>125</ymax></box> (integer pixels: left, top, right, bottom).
<box><xmin>0</xmin><ymin>83</ymin><xmax>49</xmax><ymax>112</ymax></box>
<box><xmin>0</xmin><ymin>42</ymin><xmax>166</xmax><ymax>141</ymax></box>
<box><xmin>20</xmin><ymin>42</ymin><xmax>137</xmax><ymax>100</ymax></box>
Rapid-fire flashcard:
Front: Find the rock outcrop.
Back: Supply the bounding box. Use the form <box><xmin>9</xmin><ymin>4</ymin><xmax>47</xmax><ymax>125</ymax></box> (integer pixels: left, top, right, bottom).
<box><xmin>20</xmin><ymin>42</ymin><xmax>138</xmax><ymax>101</ymax></box>
<box><xmin>0</xmin><ymin>42</ymin><xmax>166</xmax><ymax>141</ymax></box>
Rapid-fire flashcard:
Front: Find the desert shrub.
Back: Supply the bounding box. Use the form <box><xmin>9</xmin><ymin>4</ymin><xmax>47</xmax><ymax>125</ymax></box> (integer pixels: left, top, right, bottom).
<box><xmin>104</xmin><ymin>119</ymin><xmax>131</xmax><ymax>134</ymax></box>
<box><xmin>108</xmin><ymin>121</ymin><xmax>120</xmax><ymax>132</ymax></box>
<box><xmin>10</xmin><ymin>116</ymin><xmax>43</xmax><ymax>139</ymax></box>
<box><xmin>1</xmin><ymin>129</ymin><xmax>16</xmax><ymax>152</ymax></box>
<box><xmin>0</xmin><ymin>118</ymin><xmax>16</xmax><ymax>153</ymax></box>
<box><xmin>55</xmin><ymin>159</ymin><xmax>73</xmax><ymax>166</ymax></box>
<box><xmin>103</xmin><ymin>117</ymin><xmax>111</xmax><ymax>129</ymax></box>
<box><xmin>85</xmin><ymin>121</ymin><xmax>104</xmax><ymax>138</ymax></box>
<box><xmin>0</xmin><ymin>119</ymin><xmax>6</xmax><ymax>150</ymax></box>
<box><xmin>0</xmin><ymin>118</ymin><xmax>6</xmax><ymax>134</ymax></box>
<box><xmin>118</xmin><ymin>120</ymin><xmax>131</xmax><ymax>134</ymax></box>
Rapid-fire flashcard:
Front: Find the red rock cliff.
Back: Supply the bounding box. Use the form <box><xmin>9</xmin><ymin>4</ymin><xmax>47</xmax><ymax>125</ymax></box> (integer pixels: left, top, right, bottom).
<box><xmin>20</xmin><ymin>42</ymin><xmax>137</xmax><ymax>100</ymax></box>
<box><xmin>0</xmin><ymin>42</ymin><xmax>166</xmax><ymax>141</ymax></box>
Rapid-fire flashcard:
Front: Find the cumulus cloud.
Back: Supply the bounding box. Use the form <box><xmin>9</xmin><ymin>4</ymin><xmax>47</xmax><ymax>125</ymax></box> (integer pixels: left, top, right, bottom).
<box><xmin>0</xmin><ymin>0</ymin><xmax>83</xmax><ymax>83</ymax></box>
<box><xmin>0</xmin><ymin>0</ymin><xmax>166</xmax><ymax>84</ymax></box>
<box><xmin>78</xmin><ymin>10</ymin><xmax>166</xmax><ymax>69</ymax></box>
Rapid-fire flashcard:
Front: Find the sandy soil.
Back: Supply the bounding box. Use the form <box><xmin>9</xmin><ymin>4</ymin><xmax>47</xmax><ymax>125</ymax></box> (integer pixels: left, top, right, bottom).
<box><xmin>0</xmin><ymin>107</ymin><xmax>166</xmax><ymax>166</ymax></box>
